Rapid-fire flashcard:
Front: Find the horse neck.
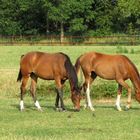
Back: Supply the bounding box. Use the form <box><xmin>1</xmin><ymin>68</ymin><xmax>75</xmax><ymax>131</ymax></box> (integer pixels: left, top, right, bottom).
<box><xmin>130</xmin><ymin>68</ymin><xmax>140</xmax><ymax>92</ymax></box>
<box><xmin>65</xmin><ymin>57</ymin><xmax>79</xmax><ymax>92</ymax></box>
<box><xmin>67</xmin><ymin>68</ymin><xmax>79</xmax><ymax>92</ymax></box>
<box><xmin>69</xmin><ymin>78</ymin><xmax>78</xmax><ymax>92</ymax></box>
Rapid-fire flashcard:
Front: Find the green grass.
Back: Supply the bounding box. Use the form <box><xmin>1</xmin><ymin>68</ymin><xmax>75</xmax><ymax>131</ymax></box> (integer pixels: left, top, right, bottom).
<box><xmin>0</xmin><ymin>45</ymin><xmax>140</xmax><ymax>139</ymax></box>
<box><xmin>1</xmin><ymin>45</ymin><xmax>140</xmax><ymax>68</ymax></box>
<box><xmin>0</xmin><ymin>97</ymin><xmax>140</xmax><ymax>140</ymax></box>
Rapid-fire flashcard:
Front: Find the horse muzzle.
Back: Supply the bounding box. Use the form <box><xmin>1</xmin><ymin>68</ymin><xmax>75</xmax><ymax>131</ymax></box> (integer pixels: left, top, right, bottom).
<box><xmin>74</xmin><ymin>106</ymin><xmax>80</xmax><ymax>112</ymax></box>
<box><xmin>136</xmin><ymin>93</ymin><xmax>140</xmax><ymax>103</ymax></box>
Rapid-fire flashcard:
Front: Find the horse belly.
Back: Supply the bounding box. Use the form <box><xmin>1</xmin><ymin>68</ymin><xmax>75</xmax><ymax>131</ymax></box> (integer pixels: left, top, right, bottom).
<box><xmin>35</xmin><ymin>67</ymin><xmax>54</xmax><ymax>80</ymax></box>
<box><xmin>37</xmin><ymin>73</ymin><xmax>54</xmax><ymax>80</ymax></box>
<box><xmin>95</xmin><ymin>66</ymin><xmax>116</xmax><ymax>80</ymax></box>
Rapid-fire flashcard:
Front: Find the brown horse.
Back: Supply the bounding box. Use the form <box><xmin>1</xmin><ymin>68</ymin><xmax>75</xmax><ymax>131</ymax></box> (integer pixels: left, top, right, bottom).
<box><xmin>17</xmin><ymin>51</ymin><xmax>81</xmax><ymax>111</ymax></box>
<box><xmin>75</xmin><ymin>51</ymin><xmax>140</xmax><ymax>111</ymax></box>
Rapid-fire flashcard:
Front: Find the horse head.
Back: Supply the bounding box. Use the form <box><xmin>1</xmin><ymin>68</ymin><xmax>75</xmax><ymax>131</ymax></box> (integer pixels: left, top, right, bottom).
<box><xmin>135</xmin><ymin>92</ymin><xmax>140</xmax><ymax>103</ymax></box>
<box><xmin>71</xmin><ymin>88</ymin><xmax>82</xmax><ymax>111</ymax></box>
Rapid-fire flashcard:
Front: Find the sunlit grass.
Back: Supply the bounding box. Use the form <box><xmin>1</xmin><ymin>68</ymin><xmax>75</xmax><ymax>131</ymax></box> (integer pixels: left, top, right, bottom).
<box><xmin>0</xmin><ymin>96</ymin><xmax>140</xmax><ymax>140</ymax></box>
<box><xmin>1</xmin><ymin>45</ymin><xmax>140</xmax><ymax>68</ymax></box>
<box><xmin>0</xmin><ymin>45</ymin><xmax>140</xmax><ymax>139</ymax></box>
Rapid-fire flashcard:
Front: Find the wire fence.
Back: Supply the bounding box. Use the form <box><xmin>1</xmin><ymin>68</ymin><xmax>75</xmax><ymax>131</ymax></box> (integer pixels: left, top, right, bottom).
<box><xmin>0</xmin><ymin>35</ymin><xmax>140</xmax><ymax>46</ymax></box>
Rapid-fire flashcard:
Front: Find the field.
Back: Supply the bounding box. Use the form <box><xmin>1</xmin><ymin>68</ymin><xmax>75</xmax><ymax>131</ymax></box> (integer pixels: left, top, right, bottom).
<box><xmin>0</xmin><ymin>45</ymin><xmax>140</xmax><ymax>140</ymax></box>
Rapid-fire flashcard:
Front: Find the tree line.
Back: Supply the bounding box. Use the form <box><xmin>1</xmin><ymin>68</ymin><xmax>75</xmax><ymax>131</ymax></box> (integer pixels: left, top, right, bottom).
<box><xmin>0</xmin><ymin>0</ymin><xmax>140</xmax><ymax>37</ymax></box>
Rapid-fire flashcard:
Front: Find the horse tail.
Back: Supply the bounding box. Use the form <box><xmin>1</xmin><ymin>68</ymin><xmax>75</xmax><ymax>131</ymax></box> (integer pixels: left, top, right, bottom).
<box><xmin>17</xmin><ymin>54</ymin><xmax>24</xmax><ymax>82</ymax></box>
<box><xmin>17</xmin><ymin>69</ymin><xmax>22</xmax><ymax>82</ymax></box>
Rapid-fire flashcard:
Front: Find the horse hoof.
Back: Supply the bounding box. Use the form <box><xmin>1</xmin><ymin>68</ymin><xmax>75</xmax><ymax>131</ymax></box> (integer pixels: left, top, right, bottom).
<box><xmin>37</xmin><ymin>108</ymin><xmax>43</xmax><ymax>112</ymax></box>
<box><xmin>61</xmin><ymin>108</ymin><xmax>67</xmax><ymax>112</ymax></box>
<box><xmin>124</xmin><ymin>107</ymin><xmax>130</xmax><ymax>111</ymax></box>
<box><xmin>55</xmin><ymin>107</ymin><xmax>66</xmax><ymax>112</ymax></box>
<box><xmin>83</xmin><ymin>107</ymin><xmax>87</xmax><ymax>110</ymax></box>
<box><xmin>88</xmin><ymin>106</ymin><xmax>95</xmax><ymax>111</ymax></box>
<box><xmin>59</xmin><ymin>108</ymin><xmax>67</xmax><ymax>112</ymax></box>
<box><xmin>90</xmin><ymin>108</ymin><xmax>95</xmax><ymax>112</ymax></box>
<box><xmin>83</xmin><ymin>105</ymin><xmax>87</xmax><ymax>108</ymax></box>
<box><xmin>116</xmin><ymin>108</ymin><xmax>122</xmax><ymax>111</ymax></box>
<box><xmin>83</xmin><ymin>106</ymin><xmax>95</xmax><ymax>111</ymax></box>
<box><xmin>115</xmin><ymin>105</ymin><xmax>122</xmax><ymax>111</ymax></box>
<box><xmin>55</xmin><ymin>107</ymin><xmax>60</xmax><ymax>111</ymax></box>
<box><xmin>20</xmin><ymin>108</ymin><xmax>24</xmax><ymax>112</ymax></box>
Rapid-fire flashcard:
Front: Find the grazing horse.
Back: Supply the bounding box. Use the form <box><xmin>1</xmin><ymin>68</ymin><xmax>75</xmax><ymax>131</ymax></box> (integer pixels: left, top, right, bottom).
<box><xmin>17</xmin><ymin>51</ymin><xmax>81</xmax><ymax>111</ymax></box>
<box><xmin>75</xmin><ymin>51</ymin><xmax>140</xmax><ymax>111</ymax></box>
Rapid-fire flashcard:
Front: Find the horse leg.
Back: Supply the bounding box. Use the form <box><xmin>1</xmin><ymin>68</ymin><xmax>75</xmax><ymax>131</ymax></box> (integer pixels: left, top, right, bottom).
<box><xmin>55</xmin><ymin>88</ymin><xmax>60</xmax><ymax>110</ymax></box>
<box><xmin>30</xmin><ymin>74</ymin><xmax>42</xmax><ymax>111</ymax></box>
<box><xmin>55</xmin><ymin>80</ymin><xmax>65</xmax><ymax>110</ymax></box>
<box><xmin>55</xmin><ymin>78</ymin><xmax>66</xmax><ymax>111</ymax></box>
<box><xmin>56</xmin><ymin>88</ymin><xmax>66</xmax><ymax>111</ymax></box>
<box><xmin>20</xmin><ymin>76</ymin><xmax>29</xmax><ymax>111</ymax></box>
<box><xmin>83</xmin><ymin>71</ymin><xmax>97</xmax><ymax>111</ymax></box>
<box><xmin>117</xmin><ymin>79</ymin><xmax>132</xmax><ymax>110</ymax></box>
<box><xmin>83</xmin><ymin>77</ymin><xmax>95</xmax><ymax>111</ymax></box>
<box><xmin>115</xmin><ymin>84</ymin><xmax>122</xmax><ymax>111</ymax></box>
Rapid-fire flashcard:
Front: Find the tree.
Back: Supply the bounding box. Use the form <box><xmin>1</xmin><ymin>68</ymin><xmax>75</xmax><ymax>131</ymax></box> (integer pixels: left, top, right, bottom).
<box><xmin>43</xmin><ymin>0</ymin><xmax>73</xmax><ymax>42</ymax></box>
<box><xmin>18</xmin><ymin>0</ymin><xmax>45</xmax><ymax>35</ymax></box>
<box><xmin>89</xmin><ymin>0</ymin><xmax>117</xmax><ymax>35</ymax></box>
<box><xmin>0</xmin><ymin>0</ymin><xmax>140</xmax><ymax>36</ymax></box>
<box><xmin>117</xmin><ymin>0</ymin><xmax>140</xmax><ymax>34</ymax></box>
<box><xmin>42</xmin><ymin>0</ymin><xmax>95</xmax><ymax>40</ymax></box>
<box><xmin>0</xmin><ymin>0</ymin><xmax>21</xmax><ymax>35</ymax></box>
<box><xmin>68</xmin><ymin>0</ymin><xmax>94</xmax><ymax>35</ymax></box>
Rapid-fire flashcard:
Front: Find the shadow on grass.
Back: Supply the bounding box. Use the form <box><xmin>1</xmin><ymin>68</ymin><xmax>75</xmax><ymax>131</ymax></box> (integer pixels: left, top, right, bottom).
<box><xmin>94</xmin><ymin>104</ymin><xmax>140</xmax><ymax>111</ymax></box>
<box><xmin>94</xmin><ymin>105</ymin><xmax>115</xmax><ymax>109</ymax></box>
<box><xmin>11</xmin><ymin>103</ymin><xmax>76</xmax><ymax>112</ymax></box>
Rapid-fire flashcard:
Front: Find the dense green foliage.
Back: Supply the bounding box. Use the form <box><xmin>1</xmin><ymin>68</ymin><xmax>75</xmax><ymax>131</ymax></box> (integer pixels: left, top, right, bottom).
<box><xmin>0</xmin><ymin>0</ymin><xmax>140</xmax><ymax>36</ymax></box>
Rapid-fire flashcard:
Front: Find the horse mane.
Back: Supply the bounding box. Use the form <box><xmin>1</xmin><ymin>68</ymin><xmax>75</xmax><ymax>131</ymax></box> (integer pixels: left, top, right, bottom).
<box><xmin>123</xmin><ymin>55</ymin><xmax>140</xmax><ymax>78</ymax></box>
<box><xmin>60</xmin><ymin>53</ymin><xmax>79</xmax><ymax>92</ymax></box>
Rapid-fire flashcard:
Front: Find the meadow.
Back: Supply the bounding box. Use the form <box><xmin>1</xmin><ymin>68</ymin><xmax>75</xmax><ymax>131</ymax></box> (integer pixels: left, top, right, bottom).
<box><xmin>0</xmin><ymin>45</ymin><xmax>140</xmax><ymax>140</ymax></box>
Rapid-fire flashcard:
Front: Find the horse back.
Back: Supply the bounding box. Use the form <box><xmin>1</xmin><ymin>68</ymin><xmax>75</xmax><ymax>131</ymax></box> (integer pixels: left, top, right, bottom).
<box><xmin>20</xmin><ymin>52</ymin><xmax>68</xmax><ymax>79</ymax></box>
<box><xmin>79</xmin><ymin>52</ymin><xmax>135</xmax><ymax>80</ymax></box>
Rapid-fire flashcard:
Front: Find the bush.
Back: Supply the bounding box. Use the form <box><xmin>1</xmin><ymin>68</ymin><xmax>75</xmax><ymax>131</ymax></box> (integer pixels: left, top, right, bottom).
<box><xmin>130</xmin><ymin>48</ymin><xmax>135</xmax><ymax>54</ymax></box>
<box><xmin>90</xmin><ymin>80</ymin><xmax>127</xmax><ymax>99</ymax></box>
<box><xmin>116</xmin><ymin>46</ymin><xmax>129</xmax><ymax>53</ymax></box>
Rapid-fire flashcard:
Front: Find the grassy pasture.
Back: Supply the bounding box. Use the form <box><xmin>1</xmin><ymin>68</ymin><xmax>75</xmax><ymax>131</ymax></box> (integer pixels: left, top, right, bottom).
<box><xmin>0</xmin><ymin>45</ymin><xmax>140</xmax><ymax>140</ymax></box>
